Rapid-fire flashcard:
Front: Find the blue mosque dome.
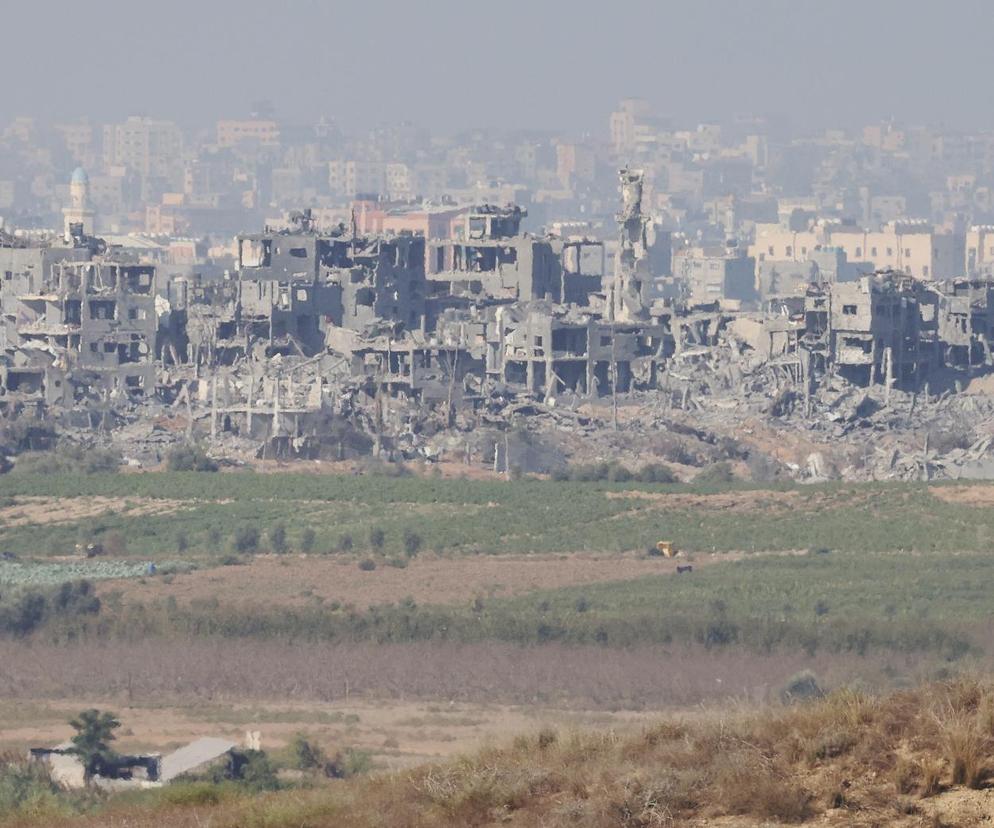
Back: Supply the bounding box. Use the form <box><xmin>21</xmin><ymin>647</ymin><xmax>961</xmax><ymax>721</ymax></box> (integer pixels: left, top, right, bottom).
<box><xmin>70</xmin><ymin>167</ymin><xmax>88</xmax><ymax>185</ymax></box>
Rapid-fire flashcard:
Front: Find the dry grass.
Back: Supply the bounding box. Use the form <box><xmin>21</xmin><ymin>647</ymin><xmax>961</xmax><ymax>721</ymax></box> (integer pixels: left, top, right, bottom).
<box><xmin>11</xmin><ymin>677</ymin><xmax>994</xmax><ymax>826</ymax></box>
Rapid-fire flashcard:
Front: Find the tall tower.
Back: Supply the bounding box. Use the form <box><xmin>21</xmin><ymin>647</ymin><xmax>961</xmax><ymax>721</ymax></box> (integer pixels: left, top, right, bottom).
<box><xmin>610</xmin><ymin>168</ymin><xmax>650</xmax><ymax>322</ymax></box>
<box><xmin>63</xmin><ymin>166</ymin><xmax>95</xmax><ymax>238</ymax></box>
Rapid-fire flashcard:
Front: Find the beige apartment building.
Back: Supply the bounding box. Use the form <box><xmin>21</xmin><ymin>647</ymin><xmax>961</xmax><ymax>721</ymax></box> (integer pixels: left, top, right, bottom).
<box><xmin>103</xmin><ymin>117</ymin><xmax>183</xmax><ymax>184</ymax></box>
<box><xmin>216</xmin><ymin>119</ymin><xmax>280</xmax><ymax>148</ymax></box>
<box><xmin>966</xmin><ymin>226</ymin><xmax>994</xmax><ymax>275</ymax></box>
<box><xmin>751</xmin><ymin>220</ymin><xmax>962</xmax><ymax>281</ymax></box>
<box><xmin>829</xmin><ymin>223</ymin><xmax>959</xmax><ymax>280</ymax></box>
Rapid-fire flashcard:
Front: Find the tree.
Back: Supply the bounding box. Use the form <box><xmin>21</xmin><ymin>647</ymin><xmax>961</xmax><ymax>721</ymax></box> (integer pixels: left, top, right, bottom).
<box><xmin>269</xmin><ymin>524</ymin><xmax>288</xmax><ymax>554</ymax></box>
<box><xmin>233</xmin><ymin>527</ymin><xmax>260</xmax><ymax>554</ymax></box>
<box><xmin>300</xmin><ymin>528</ymin><xmax>316</xmax><ymax>553</ymax></box>
<box><xmin>368</xmin><ymin>527</ymin><xmax>385</xmax><ymax>552</ymax></box>
<box><xmin>68</xmin><ymin>709</ymin><xmax>120</xmax><ymax>781</ymax></box>
<box><xmin>402</xmin><ymin>530</ymin><xmax>423</xmax><ymax>558</ymax></box>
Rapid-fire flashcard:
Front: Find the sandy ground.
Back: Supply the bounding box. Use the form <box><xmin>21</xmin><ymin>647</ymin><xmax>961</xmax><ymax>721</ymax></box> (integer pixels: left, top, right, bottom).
<box><xmin>98</xmin><ymin>551</ymin><xmax>714</xmax><ymax>609</ymax></box>
<box><xmin>931</xmin><ymin>483</ymin><xmax>994</xmax><ymax>506</ymax></box>
<box><xmin>0</xmin><ymin>696</ymin><xmax>661</xmax><ymax>772</ymax></box>
<box><xmin>0</xmin><ymin>496</ymin><xmax>190</xmax><ymax>528</ymax></box>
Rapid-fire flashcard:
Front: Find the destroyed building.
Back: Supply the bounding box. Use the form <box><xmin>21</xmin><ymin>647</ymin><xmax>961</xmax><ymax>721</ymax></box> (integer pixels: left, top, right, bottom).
<box><xmin>5</xmin><ymin>170</ymin><xmax>994</xmax><ymax>480</ymax></box>
<box><xmin>426</xmin><ymin>206</ymin><xmax>581</xmax><ymax>305</ymax></box>
<box><xmin>0</xmin><ymin>227</ymin><xmax>157</xmax><ymax>411</ymax></box>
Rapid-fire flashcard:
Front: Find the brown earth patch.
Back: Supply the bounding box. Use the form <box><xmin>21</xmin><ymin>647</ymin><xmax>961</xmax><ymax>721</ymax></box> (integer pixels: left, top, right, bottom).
<box><xmin>930</xmin><ymin>484</ymin><xmax>994</xmax><ymax>506</ymax></box>
<box><xmin>0</xmin><ymin>496</ymin><xmax>192</xmax><ymax>528</ymax></box>
<box><xmin>99</xmin><ymin>552</ymin><xmax>720</xmax><ymax>610</ymax></box>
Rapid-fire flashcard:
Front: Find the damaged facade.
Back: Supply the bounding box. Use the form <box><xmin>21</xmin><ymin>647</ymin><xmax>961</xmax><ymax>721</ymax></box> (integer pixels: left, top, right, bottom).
<box><xmin>4</xmin><ymin>171</ymin><xmax>994</xmax><ymax>479</ymax></box>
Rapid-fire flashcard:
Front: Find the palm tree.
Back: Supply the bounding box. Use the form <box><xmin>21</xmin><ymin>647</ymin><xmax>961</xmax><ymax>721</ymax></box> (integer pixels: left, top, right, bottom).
<box><xmin>69</xmin><ymin>709</ymin><xmax>120</xmax><ymax>781</ymax></box>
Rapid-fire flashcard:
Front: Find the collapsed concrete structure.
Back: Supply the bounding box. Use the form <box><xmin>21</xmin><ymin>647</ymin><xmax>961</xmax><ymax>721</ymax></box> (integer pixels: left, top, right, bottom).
<box><xmin>0</xmin><ymin>225</ymin><xmax>156</xmax><ymax>413</ymax></box>
<box><xmin>5</xmin><ymin>173</ymin><xmax>994</xmax><ymax>479</ymax></box>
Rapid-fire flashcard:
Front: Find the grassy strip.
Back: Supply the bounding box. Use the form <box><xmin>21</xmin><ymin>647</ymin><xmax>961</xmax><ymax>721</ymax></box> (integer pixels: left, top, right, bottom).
<box><xmin>0</xmin><ymin>476</ymin><xmax>992</xmax><ymax>558</ymax></box>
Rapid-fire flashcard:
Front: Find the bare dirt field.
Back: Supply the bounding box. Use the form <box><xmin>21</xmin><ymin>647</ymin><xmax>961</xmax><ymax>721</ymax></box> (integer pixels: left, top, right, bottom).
<box><xmin>0</xmin><ymin>496</ymin><xmax>190</xmax><ymax>528</ymax></box>
<box><xmin>98</xmin><ymin>551</ymin><xmax>711</xmax><ymax>609</ymax></box>
<box><xmin>931</xmin><ymin>483</ymin><xmax>994</xmax><ymax>506</ymax></box>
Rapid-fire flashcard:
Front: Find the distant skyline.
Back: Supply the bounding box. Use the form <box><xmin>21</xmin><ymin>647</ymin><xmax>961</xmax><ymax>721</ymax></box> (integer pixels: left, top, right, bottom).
<box><xmin>3</xmin><ymin>0</ymin><xmax>990</xmax><ymax>134</ymax></box>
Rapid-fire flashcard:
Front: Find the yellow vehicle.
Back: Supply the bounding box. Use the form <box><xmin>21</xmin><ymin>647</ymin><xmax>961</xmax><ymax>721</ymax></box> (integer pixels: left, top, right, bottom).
<box><xmin>656</xmin><ymin>541</ymin><xmax>678</xmax><ymax>558</ymax></box>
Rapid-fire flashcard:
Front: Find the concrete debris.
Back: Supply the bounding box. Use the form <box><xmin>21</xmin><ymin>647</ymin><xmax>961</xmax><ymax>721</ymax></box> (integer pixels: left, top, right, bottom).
<box><xmin>5</xmin><ymin>176</ymin><xmax>994</xmax><ymax>482</ymax></box>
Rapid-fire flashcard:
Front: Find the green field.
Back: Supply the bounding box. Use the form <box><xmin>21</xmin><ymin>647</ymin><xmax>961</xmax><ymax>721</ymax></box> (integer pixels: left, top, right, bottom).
<box><xmin>0</xmin><ymin>472</ymin><xmax>992</xmax><ymax>559</ymax></box>
<box><xmin>2</xmin><ymin>473</ymin><xmax>994</xmax><ymax>658</ymax></box>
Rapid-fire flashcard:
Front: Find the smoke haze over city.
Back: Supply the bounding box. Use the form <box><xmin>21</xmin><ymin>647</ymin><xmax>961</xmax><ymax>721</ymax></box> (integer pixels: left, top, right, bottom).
<box><xmin>4</xmin><ymin>0</ymin><xmax>991</xmax><ymax>131</ymax></box>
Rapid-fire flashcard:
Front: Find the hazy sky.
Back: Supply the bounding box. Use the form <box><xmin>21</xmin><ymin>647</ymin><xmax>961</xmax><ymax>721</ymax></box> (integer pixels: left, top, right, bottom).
<box><xmin>2</xmin><ymin>0</ymin><xmax>988</xmax><ymax>134</ymax></box>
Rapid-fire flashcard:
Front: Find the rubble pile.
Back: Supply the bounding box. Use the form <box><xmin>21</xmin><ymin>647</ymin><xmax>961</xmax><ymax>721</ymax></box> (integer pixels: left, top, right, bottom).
<box><xmin>5</xmin><ymin>177</ymin><xmax>994</xmax><ymax>483</ymax></box>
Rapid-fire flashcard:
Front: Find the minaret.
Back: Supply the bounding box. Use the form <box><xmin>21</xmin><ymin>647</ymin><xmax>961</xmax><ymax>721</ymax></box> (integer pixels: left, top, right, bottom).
<box><xmin>63</xmin><ymin>167</ymin><xmax>95</xmax><ymax>238</ymax></box>
<box><xmin>610</xmin><ymin>168</ymin><xmax>650</xmax><ymax>322</ymax></box>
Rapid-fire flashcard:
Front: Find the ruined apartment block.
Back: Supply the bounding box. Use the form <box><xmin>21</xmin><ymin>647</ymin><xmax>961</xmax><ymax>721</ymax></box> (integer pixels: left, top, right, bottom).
<box><xmin>0</xmin><ymin>232</ymin><xmax>156</xmax><ymax>408</ymax></box>
<box><xmin>6</xmin><ymin>167</ymin><xmax>994</xmax><ymax>462</ymax></box>
<box><xmin>426</xmin><ymin>206</ymin><xmax>600</xmax><ymax>306</ymax></box>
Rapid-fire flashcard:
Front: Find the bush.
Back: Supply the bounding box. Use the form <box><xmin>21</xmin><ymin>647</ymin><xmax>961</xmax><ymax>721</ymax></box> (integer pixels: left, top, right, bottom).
<box><xmin>77</xmin><ymin>447</ymin><xmax>123</xmax><ymax>474</ymax></box>
<box><xmin>607</xmin><ymin>464</ymin><xmax>633</xmax><ymax>483</ymax></box>
<box><xmin>716</xmin><ymin>755</ymin><xmax>812</xmax><ymax>822</ymax></box>
<box><xmin>209</xmin><ymin>749</ymin><xmax>280</xmax><ymax>792</ymax></box>
<box><xmin>568</xmin><ymin>462</ymin><xmax>611</xmax><ymax>482</ymax></box>
<box><xmin>176</xmin><ymin>532</ymin><xmax>189</xmax><ymax>553</ymax></box>
<box><xmin>15</xmin><ymin>445</ymin><xmax>121</xmax><ymax>475</ymax></box>
<box><xmin>269</xmin><ymin>524</ymin><xmax>288</xmax><ymax>555</ymax></box>
<box><xmin>403</xmin><ymin>530</ymin><xmax>423</xmax><ymax>558</ymax></box>
<box><xmin>0</xmin><ymin>760</ymin><xmax>62</xmax><ymax>814</ymax></box>
<box><xmin>166</xmin><ymin>444</ymin><xmax>218</xmax><ymax>472</ymax></box>
<box><xmin>746</xmin><ymin>452</ymin><xmax>781</xmax><ymax>483</ymax></box>
<box><xmin>232</xmin><ymin>527</ymin><xmax>260</xmax><ymax>554</ymax></box>
<box><xmin>637</xmin><ymin>463</ymin><xmax>676</xmax><ymax>483</ymax></box>
<box><xmin>695</xmin><ymin>462</ymin><xmax>736</xmax><ymax>486</ymax></box>
<box><xmin>300</xmin><ymin>528</ymin><xmax>316</xmax><ymax>553</ymax></box>
<box><xmin>368</xmin><ymin>527</ymin><xmax>385</xmax><ymax>552</ymax></box>
<box><xmin>338</xmin><ymin>534</ymin><xmax>354</xmax><ymax>553</ymax></box>
<box><xmin>942</xmin><ymin>716</ymin><xmax>988</xmax><ymax>788</ymax></box>
<box><xmin>325</xmin><ymin>747</ymin><xmax>373</xmax><ymax>779</ymax></box>
<box><xmin>288</xmin><ymin>734</ymin><xmax>325</xmax><ymax>771</ymax></box>
<box><xmin>358</xmin><ymin>558</ymin><xmax>377</xmax><ymax>572</ymax></box>
<box><xmin>0</xmin><ymin>581</ymin><xmax>100</xmax><ymax>637</ymax></box>
<box><xmin>781</xmin><ymin>670</ymin><xmax>824</xmax><ymax>704</ymax></box>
